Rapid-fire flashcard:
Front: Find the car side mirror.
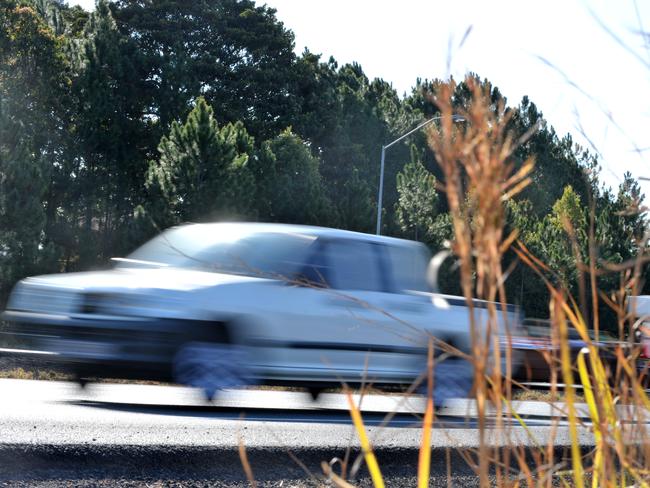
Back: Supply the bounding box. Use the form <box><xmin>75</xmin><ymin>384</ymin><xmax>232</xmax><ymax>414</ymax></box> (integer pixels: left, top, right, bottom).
<box><xmin>427</xmin><ymin>249</ymin><xmax>453</xmax><ymax>294</ymax></box>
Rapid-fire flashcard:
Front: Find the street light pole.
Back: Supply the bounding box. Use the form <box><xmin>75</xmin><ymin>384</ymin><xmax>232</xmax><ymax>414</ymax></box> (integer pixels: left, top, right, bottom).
<box><xmin>376</xmin><ymin>145</ymin><xmax>387</xmax><ymax>235</ymax></box>
<box><xmin>375</xmin><ymin>114</ymin><xmax>464</xmax><ymax>235</ymax></box>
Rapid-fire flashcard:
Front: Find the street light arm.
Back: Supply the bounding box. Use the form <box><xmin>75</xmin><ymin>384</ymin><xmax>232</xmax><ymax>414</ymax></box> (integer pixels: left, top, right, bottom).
<box><xmin>375</xmin><ymin>113</ymin><xmax>464</xmax><ymax>235</ymax></box>
<box><xmin>384</xmin><ymin>114</ymin><xmax>464</xmax><ymax>149</ymax></box>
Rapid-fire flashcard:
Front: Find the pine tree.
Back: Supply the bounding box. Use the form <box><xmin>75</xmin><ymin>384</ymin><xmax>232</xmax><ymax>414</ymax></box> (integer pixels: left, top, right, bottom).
<box><xmin>254</xmin><ymin>128</ymin><xmax>331</xmax><ymax>225</ymax></box>
<box><xmin>0</xmin><ymin>0</ymin><xmax>68</xmax><ymax>296</ymax></box>
<box><xmin>337</xmin><ymin>168</ymin><xmax>373</xmax><ymax>233</ymax></box>
<box><xmin>0</xmin><ymin>142</ymin><xmax>49</xmax><ymax>292</ymax></box>
<box><xmin>395</xmin><ymin>146</ymin><xmax>439</xmax><ymax>241</ymax></box>
<box><xmin>69</xmin><ymin>0</ymin><xmax>151</xmax><ymax>263</ymax></box>
<box><xmin>112</xmin><ymin>0</ymin><xmax>298</xmax><ymax>140</ymax></box>
<box><xmin>30</xmin><ymin>0</ymin><xmax>66</xmax><ymax>35</ymax></box>
<box><xmin>292</xmin><ymin>56</ymin><xmax>400</xmax><ymax>232</ymax></box>
<box><xmin>146</xmin><ymin>97</ymin><xmax>255</xmax><ymax>223</ymax></box>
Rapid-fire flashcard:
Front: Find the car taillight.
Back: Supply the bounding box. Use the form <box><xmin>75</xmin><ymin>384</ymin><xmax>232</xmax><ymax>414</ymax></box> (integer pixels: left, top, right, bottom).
<box><xmin>642</xmin><ymin>339</ymin><xmax>650</xmax><ymax>359</ymax></box>
<box><xmin>637</xmin><ymin>324</ymin><xmax>650</xmax><ymax>358</ymax></box>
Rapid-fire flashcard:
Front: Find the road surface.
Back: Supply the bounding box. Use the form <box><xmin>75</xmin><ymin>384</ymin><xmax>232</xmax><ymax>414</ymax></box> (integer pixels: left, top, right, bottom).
<box><xmin>0</xmin><ymin>379</ymin><xmax>601</xmax><ymax>447</ymax></box>
<box><xmin>0</xmin><ymin>379</ymin><xmax>644</xmax><ymax>486</ymax></box>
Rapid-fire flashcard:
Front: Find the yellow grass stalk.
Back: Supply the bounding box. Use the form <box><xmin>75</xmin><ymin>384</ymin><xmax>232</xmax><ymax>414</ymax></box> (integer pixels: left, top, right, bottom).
<box><xmin>418</xmin><ymin>392</ymin><xmax>435</xmax><ymax>487</ymax></box>
<box><xmin>418</xmin><ymin>341</ymin><xmax>435</xmax><ymax>488</ymax></box>
<box><xmin>567</xmin><ymin>303</ymin><xmax>625</xmax><ymax>485</ymax></box>
<box><xmin>577</xmin><ymin>349</ymin><xmax>603</xmax><ymax>488</ymax></box>
<box><xmin>555</xmin><ymin>297</ymin><xmax>584</xmax><ymax>487</ymax></box>
<box><xmin>346</xmin><ymin>391</ymin><xmax>385</xmax><ymax>488</ymax></box>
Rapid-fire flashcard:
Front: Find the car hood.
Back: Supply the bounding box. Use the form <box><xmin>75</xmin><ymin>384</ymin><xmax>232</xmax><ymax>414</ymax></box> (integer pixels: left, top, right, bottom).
<box><xmin>6</xmin><ymin>267</ymin><xmax>268</xmax><ymax>318</ymax></box>
<box><xmin>17</xmin><ymin>266</ymin><xmax>263</xmax><ymax>294</ymax></box>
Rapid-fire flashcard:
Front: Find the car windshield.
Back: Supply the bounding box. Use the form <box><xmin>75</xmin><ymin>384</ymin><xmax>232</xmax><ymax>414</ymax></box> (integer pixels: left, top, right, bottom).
<box><xmin>119</xmin><ymin>225</ymin><xmax>317</xmax><ymax>279</ymax></box>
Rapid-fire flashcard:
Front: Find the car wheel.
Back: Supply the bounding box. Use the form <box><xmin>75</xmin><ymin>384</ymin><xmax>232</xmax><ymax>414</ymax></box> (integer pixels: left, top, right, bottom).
<box><xmin>172</xmin><ymin>342</ymin><xmax>251</xmax><ymax>400</ymax></box>
<box><xmin>421</xmin><ymin>357</ymin><xmax>474</xmax><ymax>406</ymax></box>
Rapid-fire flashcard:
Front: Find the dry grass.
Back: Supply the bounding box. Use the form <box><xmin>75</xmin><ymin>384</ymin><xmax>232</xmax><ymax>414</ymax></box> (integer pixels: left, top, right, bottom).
<box><xmin>0</xmin><ymin>367</ymin><xmax>72</xmax><ymax>381</ymax></box>
<box><xmin>0</xmin><ymin>368</ymin><xmax>174</xmax><ymax>386</ymax></box>
<box><xmin>512</xmin><ymin>389</ymin><xmax>585</xmax><ymax>404</ymax></box>
<box><xmin>421</xmin><ymin>76</ymin><xmax>536</xmax><ymax>487</ymax></box>
<box><xmin>325</xmin><ymin>75</ymin><xmax>650</xmax><ymax>487</ymax></box>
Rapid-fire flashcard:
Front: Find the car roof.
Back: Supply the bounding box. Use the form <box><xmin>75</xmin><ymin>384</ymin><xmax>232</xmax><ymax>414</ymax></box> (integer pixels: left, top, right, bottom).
<box><xmin>172</xmin><ymin>221</ymin><xmax>426</xmax><ymax>249</ymax></box>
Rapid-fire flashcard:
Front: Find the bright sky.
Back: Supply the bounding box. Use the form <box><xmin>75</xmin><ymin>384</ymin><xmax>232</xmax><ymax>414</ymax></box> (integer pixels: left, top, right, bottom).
<box><xmin>70</xmin><ymin>0</ymin><xmax>650</xmax><ymax>199</ymax></box>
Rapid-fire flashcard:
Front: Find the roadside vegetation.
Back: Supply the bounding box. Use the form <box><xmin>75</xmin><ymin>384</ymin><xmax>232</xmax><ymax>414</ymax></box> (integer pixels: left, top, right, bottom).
<box><xmin>0</xmin><ymin>366</ymin><xmax>70</xmax><ymax>381</ymax></box>
<box><xmin>321</xmin><ymin>78</ymin><xmax>650</xmax><ymax>487</ymax></box>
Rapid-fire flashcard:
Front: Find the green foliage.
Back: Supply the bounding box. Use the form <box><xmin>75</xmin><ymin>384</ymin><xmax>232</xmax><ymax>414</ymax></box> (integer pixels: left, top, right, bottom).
<box><xmin>64</xmin><ymin>0</ymin><xmax>152</xmax><ymax>265</ymax></box>
<box><xmin>0</xmin><ymin>0</ymin><xmax>68</xmax><ymax>297</ymax></box>
<box><xmin>506</xmin><ymin>181</ymin><xmax>647</xmax><ymax>324</ymax></box>
<box><xmin>146</xmin><ymin>97</ymin><xmax>255</xmax><ymax>224</ymax></box>
<box><xmin>540</xmin><ymin>185</ymin><xmax>587</xmax><ymax>286</ymax></box>
<box><xmin>30</xmin><ymin>0</ymin><xmax>65</xmax><ymax>35</ymax></box>
<box><xmin>0</xmin><ymin>143</ymin><xmax>47</xmax><ymax>286</ymax></box>
<box><xmin>395</xmin><ymin>146</ymin><xmax>439</xmax><ymax>242</ymax></box>
<box><xmin>507</xmin><ymin>186</ymin><xmax>588</xmax><ymax>308</ymax></box>
<box><xmin>111</xmin><ymin>0</ymin><xmax>297</xmax><ymax>140</ymax></box>
<box><xmin>254</xmin><ymin>129</ymin><xmax>331</xmax><ymax>225</ymax></box>
<box><xmin>597</xmin><ymin>173</ymin><xmax>646</xmax><ymax>262</ymax></box>
<box><xmin>337</xmin><ymin>167</ymin><xmax>375</xmax><ymax>233</ymax></box>
<box><xmin>292</xmin><ymin>54</ymin><xmax>404</xmax><ymax>232</ymax></box>
<box><xmin>60</xmin><ymin>4</ymin><xmax>89</xmax><ymax>37</ymax></box>
<box><xmin>510</xmin><ymin>97</ymin><xmax>594</xmax><ymax>217</ymax></box>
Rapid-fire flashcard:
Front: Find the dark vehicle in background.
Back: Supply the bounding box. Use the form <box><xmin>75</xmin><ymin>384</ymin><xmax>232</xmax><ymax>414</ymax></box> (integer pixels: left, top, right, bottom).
<box><xmin>513</xmin><ymin>318</ymin><xmax>621</xmax><ymax>383</ymax></box>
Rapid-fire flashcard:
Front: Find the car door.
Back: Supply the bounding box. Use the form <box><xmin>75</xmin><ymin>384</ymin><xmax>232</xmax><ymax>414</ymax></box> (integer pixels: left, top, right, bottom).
<box><xmin>248</xmin><ymin>237</ymin><xmax>430</xmax><ymax>384</ymax></box>
<box><xmin>328</xmin><ymin>239</ymin><xmax>431</xmax><ymax>382</ymax></box>
<box><xmin>240</xmin><ymin>236</ymin><xmax>368</xmax><ymax>382</ymax></box>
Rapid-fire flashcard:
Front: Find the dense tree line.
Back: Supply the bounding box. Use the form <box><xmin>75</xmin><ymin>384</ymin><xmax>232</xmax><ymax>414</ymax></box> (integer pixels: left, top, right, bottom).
<box><xmin>0</xmin><ymin>0</ymin><xmax>647</xmax><ymax>327</ymax></box>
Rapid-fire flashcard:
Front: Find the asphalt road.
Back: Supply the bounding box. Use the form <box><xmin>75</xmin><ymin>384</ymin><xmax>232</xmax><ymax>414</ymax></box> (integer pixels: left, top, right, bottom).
<box><xmin>0</xmin><ymin>379</ymin><xmax>598</xmax><ymax>447</ymax></box>
<box><xmin>0</xmin><ymin>379</ymin><xmax>643</xmax><ymax>486</ymax></box>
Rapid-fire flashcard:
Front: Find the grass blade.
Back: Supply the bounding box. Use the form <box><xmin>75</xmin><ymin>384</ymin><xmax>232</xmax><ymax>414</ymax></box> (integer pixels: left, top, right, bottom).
<box><xmin>556</xmin><ymin>297</ymin><xmax>584</xmax><ymax>487</ymax></box>
<box><xmin>418</xmin><ymin>341</ymin><xmax>435</xmax><ymax>488</ymax></box>
<box><xmin>238</xmin><ymin>435</ymin><xmax>257</xmax><ymax>488</ymax></box>
<box><xmin>577</xmin><ymin>348</ymin><xmax>602</xmax><ymax>488</ymax></box>
<box><xmin>321</xmin><ymin>461</ymin><xmax>357</xmax><ymax>488</ymax></box>
<box><xmin>346</xmin><ymin>391</ymin><xmax>385</xmax><ymax>488</ymax></box>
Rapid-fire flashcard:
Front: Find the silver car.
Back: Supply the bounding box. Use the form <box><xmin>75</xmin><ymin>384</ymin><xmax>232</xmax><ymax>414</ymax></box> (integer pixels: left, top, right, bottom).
<box><xmin>2</xmin><ymin>222</ymin><xmax>520</xmax><ymax>398</ymax></box>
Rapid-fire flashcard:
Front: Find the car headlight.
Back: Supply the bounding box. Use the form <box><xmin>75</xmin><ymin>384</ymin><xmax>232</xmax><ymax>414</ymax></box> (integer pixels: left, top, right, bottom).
<box><xmin>7</xmin><ymin>281</ymin><xmax>81</xmax><ymax>315</ymax></box>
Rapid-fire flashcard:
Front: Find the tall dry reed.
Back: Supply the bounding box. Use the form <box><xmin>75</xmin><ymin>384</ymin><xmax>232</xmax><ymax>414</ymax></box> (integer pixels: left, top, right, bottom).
<box><xmin>425</xmin><ymin>76</ymin><xmax>534</xmax><ymax>486</ymax></box>
<box><xmin>341</xmin><ymin>75</ymin><xmax>650</xmax><ymax>487</ymax></box>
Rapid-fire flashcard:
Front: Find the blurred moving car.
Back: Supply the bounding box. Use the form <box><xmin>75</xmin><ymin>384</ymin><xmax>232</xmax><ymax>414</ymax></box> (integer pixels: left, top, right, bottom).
<box><xmin>2</xmin><ymin>223</ymin><xmax>521</xmax><ymax>397</ymax></box>
<box><xmin>513</xmin><ymin>318</ymin><xmax>621</xmax><ymax>383</ymax></box>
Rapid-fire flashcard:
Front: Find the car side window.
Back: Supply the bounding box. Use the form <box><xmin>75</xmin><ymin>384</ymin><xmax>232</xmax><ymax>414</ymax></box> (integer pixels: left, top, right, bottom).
<box><xmin>385</xmin><ymin>244</ymin><xmax>431</xmax><ymax>292</ymax></box>
<box><xmin>327</xmin><ymin>239</ymin><xmax>384</xmax><ymax>291</ymax></box>
<box><xmin>297</xmin><ymin>240</ymin><xmax>330</xmax><ymax>287</ymax></box>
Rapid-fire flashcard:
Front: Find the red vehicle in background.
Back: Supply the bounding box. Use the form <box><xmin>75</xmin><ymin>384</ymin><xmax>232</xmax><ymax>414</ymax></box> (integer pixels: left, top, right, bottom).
<box><xmin>630</xmin><ymin>296</ymin><xmax>650</xmax><ymax>381</ymax></box>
